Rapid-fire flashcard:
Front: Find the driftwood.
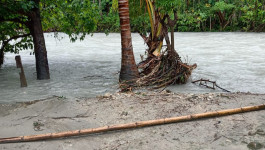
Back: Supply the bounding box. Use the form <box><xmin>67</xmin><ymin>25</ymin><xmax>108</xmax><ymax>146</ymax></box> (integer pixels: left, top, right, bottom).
<box><xmin>192</xmin><ymin>79</ymin><xmax>230</xmax><ymax>92</ymax></box>
<box><xmin>0</xmin><ymin>104</ymin><xmax>264</xmax><ymax>144</ymax></box>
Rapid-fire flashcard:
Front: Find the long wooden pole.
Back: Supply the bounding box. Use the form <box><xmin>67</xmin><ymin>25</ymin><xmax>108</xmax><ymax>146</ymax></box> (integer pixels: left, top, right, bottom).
<box><xmin>0</xmin><ymin>104</ymin><xmax>264</xmax><ymax>144</ymax></box>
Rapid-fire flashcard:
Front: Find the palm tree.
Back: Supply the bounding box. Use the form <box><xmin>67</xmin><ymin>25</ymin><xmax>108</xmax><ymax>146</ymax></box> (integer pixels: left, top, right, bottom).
<box><xmin>118</xmin><ymin>0</ymin><xmax>139</xmax><ymax>82</ymax></box>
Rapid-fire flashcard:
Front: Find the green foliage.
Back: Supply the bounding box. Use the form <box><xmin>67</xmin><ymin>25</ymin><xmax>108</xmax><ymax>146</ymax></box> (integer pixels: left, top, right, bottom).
<box><xmin>130</xmin><ymin>13</ymin><xmax>150</xmax><ymax>35</ymax></box>
<box><xmin>129</xmin><ymin>0</ymin><xmax>150</xmax><ymax>34</ymax></box>
<box><xmin>0</xmin><ymin>0</ymin><xmax>99</xmax><ymax>58</ymax></box>
<box><xmin>97</xmin><ymin>11</ymin><xmax>120</xmax><ymax>34</ymax></box>
<box><xmin>97</xmin><ymin>1</ymin><xmax>120</xmax><ymax>34</ymax></box>
<box><xmin>97</xmin><ymin>0</ymin><xmax>265</xmax><ymax>32</ymax></box>
<box><xmin>211</xmin><ymin>1</ymin><xmax>235</xmax><ymax>12</ymax></box>
<box><xmin>178</xmin><ymin>11</ymin><xmax>200</xmax><ymax>32</ymax></box>
<box><xmin>239</xmin><ymin>1</ymin><xmax>265</xmax><ymax>31</ymax></box>
<box><xmin>0</xmin><ymin>22</ymin><xmax>33</xmax><ymax>53</ymax></box>
<box><xmin>156</xmin><ymin>0</ymin><xmax>182</xmax><ymax>12</ymax></box>
<box><xmin>0</xmin><ymin>0</ymin><xmax>34</xmax><ymax>55</ymax></box>
<box><xmin>111</xmin><ymin>0</ymin><xmax>118</xmax><ymax>12</ymax></box>
<box><xmin>0</xmin><ymin>0</ymin><xmax>36</xmax><ymax>15</ymax></box>
<box><xmin>41</xmin><ymin>0</ymin><xmax>99</xmax><ymax>42</ymax></box>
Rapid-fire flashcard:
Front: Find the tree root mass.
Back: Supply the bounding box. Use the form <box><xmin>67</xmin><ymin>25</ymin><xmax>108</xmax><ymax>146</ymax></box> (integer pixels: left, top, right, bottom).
<box><xmin>136</xmin><ymin>51</ymin><xmax>197</xmax><ymax>89</ymax></box>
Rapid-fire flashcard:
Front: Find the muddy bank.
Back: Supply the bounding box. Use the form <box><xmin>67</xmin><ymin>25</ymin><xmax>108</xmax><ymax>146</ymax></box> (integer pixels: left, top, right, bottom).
<box><xmin>0</xmin><ymin>92</ymin><xmax>265</xmax><ymax>150</ymax></box>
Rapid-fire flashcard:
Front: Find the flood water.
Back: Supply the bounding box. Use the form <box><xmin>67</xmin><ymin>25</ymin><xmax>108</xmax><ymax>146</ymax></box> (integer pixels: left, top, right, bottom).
<box><xmin>0</xmin><ymin>33</ymin><xmax>265</xmax><ymax>103</ymax></box>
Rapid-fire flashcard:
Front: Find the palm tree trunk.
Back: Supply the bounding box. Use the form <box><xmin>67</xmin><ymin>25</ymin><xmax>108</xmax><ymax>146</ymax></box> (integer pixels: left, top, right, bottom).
<box><xmin>118</xmin><ymin>0</ymin><xmax>139</xmax><ymax>82</ymax></box>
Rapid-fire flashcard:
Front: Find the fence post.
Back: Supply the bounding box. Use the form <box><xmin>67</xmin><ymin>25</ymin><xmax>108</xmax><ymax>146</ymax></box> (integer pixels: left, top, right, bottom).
<box><xmin>15</xmin><ymin>55</ymin><xmax>27</xmax><ymax>87</ymax></box>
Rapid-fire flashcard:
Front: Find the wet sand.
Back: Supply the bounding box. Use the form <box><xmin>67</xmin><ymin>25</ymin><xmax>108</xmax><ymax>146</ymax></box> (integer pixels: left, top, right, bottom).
<box><xmin>0</xmin><ymin>91</ymin><xmax>265</xmax><ymax>150</ymax></box>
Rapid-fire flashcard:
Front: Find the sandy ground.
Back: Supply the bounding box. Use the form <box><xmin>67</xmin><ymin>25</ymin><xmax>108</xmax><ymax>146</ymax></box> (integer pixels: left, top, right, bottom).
<box><xmin>0</xmin><ymin>91</ymin><xmax>265</xmax><ymax>150</ymax></box>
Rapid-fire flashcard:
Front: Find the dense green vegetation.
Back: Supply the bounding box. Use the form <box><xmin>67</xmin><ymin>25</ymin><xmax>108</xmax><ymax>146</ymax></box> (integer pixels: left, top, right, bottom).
<box><xmin>97</xmin><ymin>0</ymin><xmax>265</xmax><ymax>32</ymax></box>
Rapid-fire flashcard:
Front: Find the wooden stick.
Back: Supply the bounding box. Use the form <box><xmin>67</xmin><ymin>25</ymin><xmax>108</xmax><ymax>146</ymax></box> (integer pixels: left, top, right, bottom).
<box><xmin>0</xmin><ymin>104</ymin><xmax>264</xmax><ymax>144</ymax></box>
<box><xmin>192</xmin><ymin>78</ymin><xmax>230</xmax><ymax>92</ymax></box>
<box><xmin>15</xmin><ymin>55</ymin><xmax>27</xmax><ymax>87</ymax></box>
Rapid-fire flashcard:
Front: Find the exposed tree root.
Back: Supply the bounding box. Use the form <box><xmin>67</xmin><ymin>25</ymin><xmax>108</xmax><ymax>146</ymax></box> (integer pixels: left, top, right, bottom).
<box><xmin>136</xmin><ymin>50</ymin><xmax>197</xmax><ymax>89</ymax></box>
<box><xmin>119</xmin><ymin>49</ymin><xmax>197</xmax><ymax>91</ymax></box>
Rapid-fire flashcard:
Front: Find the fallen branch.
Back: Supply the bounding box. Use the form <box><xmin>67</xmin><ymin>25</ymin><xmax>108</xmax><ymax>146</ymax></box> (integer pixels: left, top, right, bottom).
<box><xmin>192</xmin><ymin>79</ymin><xmax>230</xmax><ymax>92</ymax></box>
<box><xmin>1</xmin><ymin>104</ymin><xmax>264</xmax><ymax>144</ymax></box>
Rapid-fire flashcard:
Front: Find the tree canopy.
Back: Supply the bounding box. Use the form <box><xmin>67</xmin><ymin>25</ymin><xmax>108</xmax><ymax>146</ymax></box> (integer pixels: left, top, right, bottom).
<box><xmin>97</xmin><ymin>0</ymin><xmax>265</xmax><ymax>33</ymax></box>
<box><xmin>0</xmin><ymin>0</ymin><xmax>99</xmax><ymax>63</ymax></box>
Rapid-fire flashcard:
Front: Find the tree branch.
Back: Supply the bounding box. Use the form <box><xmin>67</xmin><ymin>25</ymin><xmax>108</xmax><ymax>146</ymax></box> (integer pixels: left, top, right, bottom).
<box><xmin>0</xmin><ymin>1</ymin><xmax>31</xmax><ymax>16</ymax></box>
<box><xmin>0</xmin><ymin>17</ymin><xmax>27</xmax><ymax>24</ymax></box>
<box><xmin>1</xmin><ymin>33</ymin><xmax>31</xmax><ymax>51</ymax></box>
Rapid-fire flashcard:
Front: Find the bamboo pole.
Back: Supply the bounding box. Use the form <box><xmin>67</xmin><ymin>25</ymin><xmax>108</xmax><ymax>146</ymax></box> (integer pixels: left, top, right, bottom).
<box><xmin>0</xmin><ymin>104</ymin><xmax>264</xmax><ymax>144</ymax></box>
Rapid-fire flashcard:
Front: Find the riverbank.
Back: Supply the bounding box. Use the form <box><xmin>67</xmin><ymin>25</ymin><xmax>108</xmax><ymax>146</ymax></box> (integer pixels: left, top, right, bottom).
<box><xmin>0</xmin><ymin>91</ymin><xmax>265</xmax><ymax>149</ymax></box>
